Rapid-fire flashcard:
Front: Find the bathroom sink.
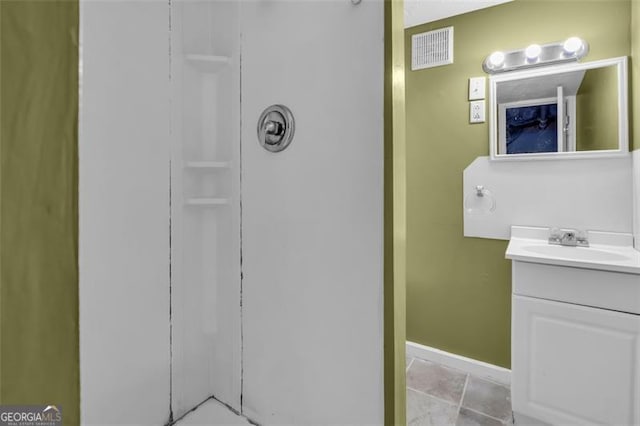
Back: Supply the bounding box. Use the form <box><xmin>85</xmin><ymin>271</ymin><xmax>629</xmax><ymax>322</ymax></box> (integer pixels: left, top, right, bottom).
<box><xmin>506</xmin><ymin>226</ymin><xmax>640</xmax><ymax>274</ymax></box>
<box><xmin>520</xmin><ymin>244</ymin><xmax>631</xmax><ymax>262</ymax></box>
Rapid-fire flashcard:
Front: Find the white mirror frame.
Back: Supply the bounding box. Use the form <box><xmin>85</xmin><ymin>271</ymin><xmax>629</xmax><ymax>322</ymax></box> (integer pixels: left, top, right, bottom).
<box><xmin>489</xmin><ymin>56</ymin><xmax>628</xmax><ymax>161</ymax></box>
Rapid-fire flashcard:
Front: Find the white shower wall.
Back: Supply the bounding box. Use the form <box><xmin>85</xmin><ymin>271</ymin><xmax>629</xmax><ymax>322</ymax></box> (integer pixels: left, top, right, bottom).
<box><xmin>80</xmin><ymin>0</ymin><xmax>385</xmax><ymax>424</ymax></box>
<box><xmin>240</xmin><ymin>1</ymin><xmax>384</xmax><ymax>423</ymax></box>
<box><xmin>79</xmin><ymin>1</ymin><xmax>171</xmax><ymax>424</ymax></box>
<box><xmin>170</xmin><ymin>0</ymin><xmax>242</xmax><ymax>418</ymax></box>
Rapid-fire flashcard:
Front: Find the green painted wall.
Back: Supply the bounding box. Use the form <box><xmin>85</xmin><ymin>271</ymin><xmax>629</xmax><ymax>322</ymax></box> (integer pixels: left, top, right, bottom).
<box><xmin>385</xmin><ymin>0</ymin><xmax>407</xmax><ymax>424</ymax></box>
<box><xmin>576</xmin><ymin>65</ymin><xmax>619</xmax><ymax>151</ymax></box>
<box><xmin>0</xmin><ymin>1</ymin><xmax>79</xmax><ymax>424</ymax></box>
<box><xmin>633</xmin><ymin>0</ymin><xmax>639</xmax><ymax>150</ymax></box>
<box><xmin>405</xmin><ymin>0</ymin><xmax>632</xmax><ymax>368</ymax></box>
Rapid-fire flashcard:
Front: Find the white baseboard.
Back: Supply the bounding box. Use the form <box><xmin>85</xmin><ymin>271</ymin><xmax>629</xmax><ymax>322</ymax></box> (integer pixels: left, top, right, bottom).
<box><xmin>406</xmin><ymin>341</ymin><xmax>511</xmax><ymax>386</ymax></box>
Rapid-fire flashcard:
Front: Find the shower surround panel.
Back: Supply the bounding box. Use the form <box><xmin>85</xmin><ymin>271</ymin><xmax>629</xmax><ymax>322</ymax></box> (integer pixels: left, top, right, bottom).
<box><xmin>240</xmin><ymin>1</ymin><xmax>385</xmax><ymax>424</ymax></box>
<box><xmin>79</xmin><ymin>1</ymin><xmax>172</xmax><ymax>424</ymax></box>
<box><xmin>80</xmin><ymin>0</ymin><xmax>385</xmax><ymax>424</ymax></box>
<box><xmin>170</xmin><ymin>0</ymin><xmax>242</xmax><ymax>419</ymax></box>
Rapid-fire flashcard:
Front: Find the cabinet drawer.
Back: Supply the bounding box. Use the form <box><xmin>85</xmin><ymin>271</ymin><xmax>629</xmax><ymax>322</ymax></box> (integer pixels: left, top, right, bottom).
<box><xmin>513</xmin><ymin>261</ymin><xmax>640</xmax><ymax>314</ymax></box>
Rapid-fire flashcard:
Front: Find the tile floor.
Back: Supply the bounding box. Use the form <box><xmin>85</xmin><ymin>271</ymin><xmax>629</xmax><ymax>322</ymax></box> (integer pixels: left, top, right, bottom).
<box><xmin>175</xmin><ymin>358</ymin><xmax>512</xmax><ymax>426</ymax></box>
<box><xmin>407</xmin><ymin>356</ymin><xmax>513</xmax><ymax>426</ymax></box>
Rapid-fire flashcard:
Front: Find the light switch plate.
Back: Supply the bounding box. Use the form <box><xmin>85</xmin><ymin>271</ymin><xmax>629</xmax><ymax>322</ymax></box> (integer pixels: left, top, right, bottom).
<box><xmin>470</xmin><ymin>100</ymin><xmax>485</xmax><ymax>123</ymax></box>
<box><xmin>469</xmin><ymin>77</ymin><xmax>486</xmax><ymax>100</ymax></box>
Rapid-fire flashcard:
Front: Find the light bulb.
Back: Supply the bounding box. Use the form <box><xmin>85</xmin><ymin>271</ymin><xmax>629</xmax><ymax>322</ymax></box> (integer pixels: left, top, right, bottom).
<box><xmin>563</xmin><ymin>37</ymin><xmax>583</xmax><ymax>54</ymax></box>
<box><xmin>525</xmin><ymin>44</ymin><xmax>541</xmax><ymax>60</ymax></box>
<box><xmin>488</xmin><ymin>51</ymin><xmax>505</xmax><ymax>68</ymax></box>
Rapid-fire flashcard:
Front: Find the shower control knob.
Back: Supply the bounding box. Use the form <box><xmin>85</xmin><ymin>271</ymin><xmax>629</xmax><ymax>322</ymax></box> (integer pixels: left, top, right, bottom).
<box><xmin>257</xmin><ymin>105</ymin><xmax>295</xmax><ymax>152</ymax></box>
<box><xmin>264</xmin><ymin>121</ymin><xmax>283</xmax><ymax>136</ymax></box>
<box><xmin>263</xmin><ymin>120</ymin><xmax>285</xmax><ymax>145</ymax></box>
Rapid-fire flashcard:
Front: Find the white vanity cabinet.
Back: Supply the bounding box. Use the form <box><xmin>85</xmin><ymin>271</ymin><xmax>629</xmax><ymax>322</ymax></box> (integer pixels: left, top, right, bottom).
<box><xmin>507</xmin><ymin>227</ymin><xmax>640</xmax><ymax>426</ymax></box>
<box><xmin>512</xmin><ymin>291</ymin><xmax>640</xmax><ymax>426</ymax></box>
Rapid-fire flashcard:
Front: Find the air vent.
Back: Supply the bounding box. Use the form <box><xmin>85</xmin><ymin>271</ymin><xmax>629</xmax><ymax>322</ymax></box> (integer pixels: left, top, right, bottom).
<box><xmin>411</xmin><ymin>26</ymin><xmax>454</xmax><ymax>71</ymax></box>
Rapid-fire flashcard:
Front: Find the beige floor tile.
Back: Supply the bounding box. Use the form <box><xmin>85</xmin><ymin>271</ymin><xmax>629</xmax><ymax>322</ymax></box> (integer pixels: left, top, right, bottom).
<box><xmin>407</xmin><ymin>359</ymin><xmax>467</xmax><ymax>405</ymax></box>
<box><xmin>461</xmin><ymin>376</ymin><xmax>512</xmax><ymax>422</ymax></box>
<box><xmin>407</xmin><ymin>388</ymin><xmax>459</xmax><ymax>426</ymax></box>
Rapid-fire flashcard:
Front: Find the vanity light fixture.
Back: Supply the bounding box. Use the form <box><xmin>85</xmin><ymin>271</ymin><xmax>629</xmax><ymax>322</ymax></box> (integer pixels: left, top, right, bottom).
<box><xmin>525</xmin><ymin>44</ymin><xmax>541</xmax><ymax>61</ymax></box>
<box><xmin>483</xmin><ymin>37</ymin><xmax>589</xmax><ymax>73</ymax></box>
<box><xmin>488</xmin><ymin>51</ymin><xmax>505</xmax><ymax>68</ymax></box>
<box><xmin>563</xmin><ymin>36</ymin><xmax>587</xmax><ymax>56</ymax></box>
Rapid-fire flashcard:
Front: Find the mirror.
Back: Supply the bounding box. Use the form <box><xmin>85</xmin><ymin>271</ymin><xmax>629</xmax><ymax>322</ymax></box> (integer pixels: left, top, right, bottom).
<box><xmin>489</xmin><ymin>56</ymin><xmax>628</xmax><ymax>160</ymax></box>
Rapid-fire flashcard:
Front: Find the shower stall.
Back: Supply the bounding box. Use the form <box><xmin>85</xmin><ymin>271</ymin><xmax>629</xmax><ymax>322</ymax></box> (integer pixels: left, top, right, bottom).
<box><xmin>79</xmin><ymin>0</ymin><xmax>385</xmax><ymax>424</ymax></box>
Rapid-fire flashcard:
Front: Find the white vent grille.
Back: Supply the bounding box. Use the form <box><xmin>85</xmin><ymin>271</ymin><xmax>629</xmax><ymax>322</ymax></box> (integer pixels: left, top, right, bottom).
<box><xmin>412</xmin><ymin>26</ymin><xmax>454</xmax><ymax>71</ymax></box>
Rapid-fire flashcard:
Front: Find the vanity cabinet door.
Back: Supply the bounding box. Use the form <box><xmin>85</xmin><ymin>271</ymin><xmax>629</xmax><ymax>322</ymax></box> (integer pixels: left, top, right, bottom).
<box><xmin>512</xmin><ymin>295</ymin><xmax>640</xmax><ymax>426</ymax></box>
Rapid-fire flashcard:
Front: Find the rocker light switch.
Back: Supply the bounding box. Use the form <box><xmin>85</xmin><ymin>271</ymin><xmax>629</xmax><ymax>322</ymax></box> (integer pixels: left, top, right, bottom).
<box><xmin>469</xmin><ymin>77</ymin><xmax>486</xmax><ymax>100</ymax></box>
<box><xmin>470</xmin><ymin>100</ymin><xmax>485</xmax><ymax>123</ymax></box>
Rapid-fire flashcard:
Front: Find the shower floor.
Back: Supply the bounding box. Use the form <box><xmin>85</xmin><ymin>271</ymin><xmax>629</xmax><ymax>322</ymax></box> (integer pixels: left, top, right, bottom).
<box><xmin>174</xmin><ymin>399</ymin><xmax>249</xmax><ymax>426</ymax></box>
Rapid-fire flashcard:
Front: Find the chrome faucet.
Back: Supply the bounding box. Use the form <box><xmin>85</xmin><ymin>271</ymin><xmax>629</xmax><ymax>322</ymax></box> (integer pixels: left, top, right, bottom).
<box><xmin>560</xmin><ymin>231</ymin><xmax>577</xmax><ymax>246</ymax></box>
<box><xmin>549</xmin><ymin>228</ymin><xmax>589</xmax><ymax>247</ymax></box>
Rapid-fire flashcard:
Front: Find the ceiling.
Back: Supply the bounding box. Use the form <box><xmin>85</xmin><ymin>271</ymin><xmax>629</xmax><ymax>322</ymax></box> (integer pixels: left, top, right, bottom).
<box><xmin>404</xmin><ymin>0</ymin><xmax>513</xmax><ymax>29</ymax></box>
<box><xmin>496</xmin><ymin>70</ymin><xmax>587</xmax><ymax>104</ymax></box>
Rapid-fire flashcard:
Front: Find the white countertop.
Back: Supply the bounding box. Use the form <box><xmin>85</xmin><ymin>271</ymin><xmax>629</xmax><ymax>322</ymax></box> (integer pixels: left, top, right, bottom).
<box><xmin>506</xmin><ymin>226</ymin><xmax>640</xmax><ymax>275</ymax></box>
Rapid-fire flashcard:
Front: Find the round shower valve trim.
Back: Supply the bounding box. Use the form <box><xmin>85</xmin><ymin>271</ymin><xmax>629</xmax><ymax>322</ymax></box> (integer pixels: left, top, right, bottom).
<box><xmin>257</xmin><ymin>104</ymin><xmax>295</xmax><ymax>153</ymax></box>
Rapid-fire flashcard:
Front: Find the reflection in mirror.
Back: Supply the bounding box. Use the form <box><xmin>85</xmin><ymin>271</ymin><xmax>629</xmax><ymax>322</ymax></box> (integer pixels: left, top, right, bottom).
<box><xmin>489</xmin><ymin>57</ymin><xmax>628</xmax><ymax>160</ymax></box>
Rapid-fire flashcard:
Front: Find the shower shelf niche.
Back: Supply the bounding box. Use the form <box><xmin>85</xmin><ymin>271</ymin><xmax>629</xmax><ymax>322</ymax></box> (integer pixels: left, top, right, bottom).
<box><xmin>170</xmin><ymin>1</ymin><xmax>241</xmax><ymax>415</ymax></box>
<box><xmin>185</xmin><ymin>54</ymin><xmax>231</xmax><ymax>73</ymax></box>
<box><xmin>184</xmin><ymin>161</ymin><xmax>231</xmax><ymax>169</ymax></box>
<box><xmin>184</xmin><ymin>197</ymin><xmax>229</xmax><ymax>206</ymax></box>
